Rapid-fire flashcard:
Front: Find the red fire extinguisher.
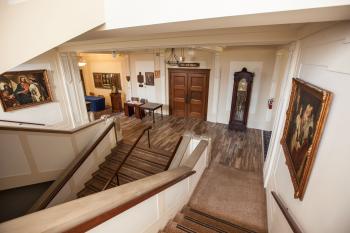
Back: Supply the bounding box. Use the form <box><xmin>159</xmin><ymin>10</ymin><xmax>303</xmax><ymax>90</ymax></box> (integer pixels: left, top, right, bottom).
<box><xmin>268</xmin><ymin>98</ymin><xmax>274</xmax><ymax>109</ymax></box>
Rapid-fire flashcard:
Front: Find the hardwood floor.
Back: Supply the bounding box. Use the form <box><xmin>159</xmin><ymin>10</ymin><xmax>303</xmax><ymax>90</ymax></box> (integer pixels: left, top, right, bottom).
<box><xmin>120</xmin><ymin>114</ymin><xmax>263</xmax><ymax>173</ymax></box>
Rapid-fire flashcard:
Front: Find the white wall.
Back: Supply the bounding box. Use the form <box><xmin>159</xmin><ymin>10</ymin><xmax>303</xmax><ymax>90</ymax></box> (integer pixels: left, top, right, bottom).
<box><xmin>0</xmin><ymin>50</ymin><xmax>72</xmax><ymax>127</ymax></box>
<box><xmin>0</xmin><ymin>0</ymin><xmax>104</xmax><ymax>74</ymax></box>
<box><xmin>0</xmin><ymin>120</ymin><xmax>110</xmax><ymax>190</ymax></box>
<box><xmin>265</xmin><ymin>22</ymin><xmax>350</xmax><ymax>233</ymax></box>
<box><xmin>104</xmin><ymin>0</ymin><xmax>350</xmax><ymax>30</ymax></box>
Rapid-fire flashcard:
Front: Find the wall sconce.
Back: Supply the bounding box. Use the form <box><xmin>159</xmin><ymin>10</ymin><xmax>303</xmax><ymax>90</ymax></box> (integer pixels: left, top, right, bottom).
<box><xmin>78</xmin><ymin>57</ymin><xmax>87</xmax><ymax>67</ymax></box>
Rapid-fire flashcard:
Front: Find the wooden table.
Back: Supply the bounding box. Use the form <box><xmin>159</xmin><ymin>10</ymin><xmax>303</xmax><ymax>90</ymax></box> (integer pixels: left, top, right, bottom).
<box><xmin>140</xmin><ymin>102</ymin><xmax>163</xmax><ymax>123</ymax></box>
<box><xmin>124</xmin><ymin>101</ymin><xmax>145</xmax><ymax>119</ymax></box>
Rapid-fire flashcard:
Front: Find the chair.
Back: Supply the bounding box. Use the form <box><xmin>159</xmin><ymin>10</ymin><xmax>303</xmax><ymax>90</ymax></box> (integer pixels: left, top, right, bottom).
<box><xmin>140</xmin><ymin>98</ymin><xmax>148</xmax><ymax>104</ymax></box>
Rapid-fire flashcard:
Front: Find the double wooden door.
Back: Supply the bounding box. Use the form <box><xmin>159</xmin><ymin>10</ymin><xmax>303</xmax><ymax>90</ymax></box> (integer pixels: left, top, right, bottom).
<box><xmin>169</xmin><ymin>68</ymin><xmax>210</xmax><ymax>120</ymax></box>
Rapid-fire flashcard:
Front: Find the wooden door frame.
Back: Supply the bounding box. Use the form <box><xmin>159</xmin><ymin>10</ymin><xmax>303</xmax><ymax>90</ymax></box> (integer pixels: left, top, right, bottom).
<box><xmin>168</xmin><ymin>68</ymin><xmax>210</xmax><ymax>120</ymax></box>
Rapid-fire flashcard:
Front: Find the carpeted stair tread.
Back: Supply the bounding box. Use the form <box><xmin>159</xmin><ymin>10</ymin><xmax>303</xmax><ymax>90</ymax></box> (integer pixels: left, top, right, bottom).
<box><xmin>164</xmin><ymin>221</ymin><xmax>194</xmax><ymax>233</ymax></box>
<box><xmin>181</xmin><ymin>206</ymin><xmax>256</xmax><ymax>233</ymax></box>
<box><xmin>173</xmin><ymin>213</ymin><xmax>216</xmax><ymax>233</ymax></box>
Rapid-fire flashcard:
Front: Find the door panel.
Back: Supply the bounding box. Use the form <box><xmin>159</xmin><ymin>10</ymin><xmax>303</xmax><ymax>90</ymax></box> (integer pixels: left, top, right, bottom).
<box><xmin>171</xmin><ymin>72</ymin><xmax>187</xmax><ymax>117</ymax></box>
<box><xmin>169</xmin><ymin>69</ymin><xmax>209</xmax><ymax>120</ymax></box>
<box><xmin>187</xmin><ymin>73</ymin><xmax>207</xmax><ymax>119</ymax></box>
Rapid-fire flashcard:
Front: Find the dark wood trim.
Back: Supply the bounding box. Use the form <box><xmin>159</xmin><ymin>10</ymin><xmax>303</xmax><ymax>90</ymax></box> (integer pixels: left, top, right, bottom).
<box><xmin>0</xmin><ymin>114</ymin><xmax>118</xmax><ymax>134</ymax></box>
<box><xmin>271</xmin><ymin>191</ymin><xmax>302</xmax><ymax>233</ymax></box>
<box><xmin>28</xmin><ymin>121</ymin><xmax>118</xmax><ymax>213</ymax></box>
<box><xmin>0</xmin><ymin>119</ymin><xmax>45</xmax><ymax>126</ymax></box>
<box><xmin>165</xmin><ymin>136</ymin><xmax>183</xmax><ymax>170</ymax></box>
<box><xmin>65</xmin><ymin>170</ymin><xmax>196</xmax><ymax>233</ymax></box>
<box><xmin>103</xmin><ymin>125</ymin><xmax>152</xmax><ymax>189</ymax></box>
<box><xmin>168</xmin><ymin>68</ymin><xmax>210</xmax><ymax>121</ymax></box>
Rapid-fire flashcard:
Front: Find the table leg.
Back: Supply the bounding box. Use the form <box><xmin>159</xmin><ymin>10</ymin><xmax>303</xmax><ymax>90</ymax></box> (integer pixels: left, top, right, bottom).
<box><xmin>153</xmin><ymin>110</ymin><xmax>155</xmax><ymax>123</ymax></box>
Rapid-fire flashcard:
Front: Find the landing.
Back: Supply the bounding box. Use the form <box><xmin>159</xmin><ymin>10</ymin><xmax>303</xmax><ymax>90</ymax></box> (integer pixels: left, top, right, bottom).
<box><xmin>120</xmin><ymin>114</ymin><xmax>267</xmax><ymax>232</ymax></box>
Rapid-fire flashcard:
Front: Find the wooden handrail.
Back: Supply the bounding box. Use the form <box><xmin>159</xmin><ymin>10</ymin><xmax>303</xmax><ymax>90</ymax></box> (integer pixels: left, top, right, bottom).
<box><xmin>103</xmin><ymin>125</ymin><xmax>152</xmax><ymax>189</ymax></box>
<box><xmin>0</xmin><ymin>113</ymin><xmax>118</xmax><ymax>134</ymax></box>
<box><xmin>0</xmin><ymin>137</ymin><xmax>210</xmax><ymax>233</ymax></box>
<box><xmin>28</xmin><ymin>120</ymin><xmax>118</xmax><ymax>213</ymax></box>
<box><xmin>271</xmin><ymin>191</ymin><xmax>302</xmax><ymax>233</ymax></box>
<box><xmin>165</xmin><ymin>136</ymin><xmax>183</xmax><ymax>170</ymax></box>
<box><xmin>183</xmin><ymin>140</ymin><xmax>209</xmax><ymax>169</ymax></box>
<box><xmin>0</xmin><ymin>119</ymin><xmax>46</xmax><ymax>126</ymax></box>
<box><xmin>68</xmin><ymin>168</ymin><xmax>195</xmax><ymax>233</ymax></box>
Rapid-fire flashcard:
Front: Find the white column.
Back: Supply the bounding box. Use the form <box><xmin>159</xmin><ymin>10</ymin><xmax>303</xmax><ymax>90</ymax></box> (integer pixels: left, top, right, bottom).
<box><xmin>263</xmin><ymin>41</ymin><xmax>301</xmax><ymax>187</ymax></box>
<box><xmin>124</xmin><ymin>54</ymin><xmax>132</xmax><ymax>101</ymax></box>
<box><xmin>160</xmin><ymin>49</ymin><xmax>168</xmax><ymax>113</ymax></box>
<box><xmin>207</xmin><ymin>52</ymin><xmax>221</xmax><ymax>122</ymax></box>
<box><xmin>265</xmin><ymin>50</ymin><xmax>284</xmax><ymax>125</ymax></box>
<box><xmin>59</xmin><ymin>52</ymin><xmax>89</xmax><ymax>127</ymax></box>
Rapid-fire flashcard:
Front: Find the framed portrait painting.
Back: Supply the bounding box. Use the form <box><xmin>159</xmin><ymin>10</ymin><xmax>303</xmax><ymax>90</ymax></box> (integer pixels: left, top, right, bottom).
<box><xmin>145</xmin><ymin>72</ymin><xmax>155</xmax><ymax>86</ymax></box>
<box><xmin>0</xmin><ymin>70</ymin><xmax>52</xmax><ymax>112</ymax></box>
<box><xmin>281</xmin><ymin>78</ymin><xmax>332</xmax><ymax>200</ymax></box>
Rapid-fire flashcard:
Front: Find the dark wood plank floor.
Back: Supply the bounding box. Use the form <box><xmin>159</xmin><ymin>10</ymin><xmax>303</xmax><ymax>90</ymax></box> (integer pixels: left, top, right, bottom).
<box><xmin>119</xmin><ymin>114</ymin><xmax>263</xmax><ymax>173</ymax></box>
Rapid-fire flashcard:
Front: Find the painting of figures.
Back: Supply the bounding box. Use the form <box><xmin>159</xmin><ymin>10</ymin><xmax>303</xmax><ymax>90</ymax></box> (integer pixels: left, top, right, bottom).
<box><xmin>281</xmin><ymin>78</ymin><xmax>332</xmax><ymax>200</ymax></box>
<box><xmin>0</xmin><ymin>70</ymin><xmax>52</xmax><ymax>111</ymax></box>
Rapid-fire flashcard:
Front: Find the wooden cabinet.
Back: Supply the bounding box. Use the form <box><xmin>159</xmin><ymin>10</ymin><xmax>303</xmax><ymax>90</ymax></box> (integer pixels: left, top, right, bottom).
<box><xmin>168</xmin><ymin>68</ymin><xmax>210</xmax><ymax>120</ymax></box>
<box><xmin>110</xmin><ymin>92</ymin><xmax>123</xmax><ymax>113</ymax></box>
<box><xmin>229</xmin><ymin>68</ymin><xmax>254</xmax><ymax>131</ymax></box>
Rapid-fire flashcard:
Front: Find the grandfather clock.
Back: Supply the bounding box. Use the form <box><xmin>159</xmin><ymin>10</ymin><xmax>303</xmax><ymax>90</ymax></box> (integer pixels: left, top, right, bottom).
<box><xmin>229</xmin><ymin>67</ymin><xmax>254</xmax><ymax>131</ymax></box>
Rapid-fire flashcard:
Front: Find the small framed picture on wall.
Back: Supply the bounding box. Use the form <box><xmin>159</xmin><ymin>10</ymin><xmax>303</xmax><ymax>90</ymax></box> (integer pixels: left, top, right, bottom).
<box><xmin>145</xmin><ymin>72</ymin><xmax>155</xmax><ymax>86</ymax></box>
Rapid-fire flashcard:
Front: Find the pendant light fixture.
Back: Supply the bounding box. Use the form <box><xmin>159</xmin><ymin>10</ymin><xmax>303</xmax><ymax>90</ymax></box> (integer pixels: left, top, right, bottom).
<box><xmin>166</xmin><ymin>48</ymin><xmax>179</xmax><ymax>66</ymax></box>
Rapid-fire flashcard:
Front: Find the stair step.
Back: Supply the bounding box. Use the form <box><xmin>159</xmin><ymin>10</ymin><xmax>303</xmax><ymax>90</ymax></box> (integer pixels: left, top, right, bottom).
<box><xmin>175</xmin><ymin>213</ymin><xmax>217</xmax><ymax>233</ymax></box>
<box><xmin>131</xmin><ymin>149</ymin><xmax>169</xmax><ymax>165</ymax></box>
<box><xmin>181</xmin><ymin>206</ymin><xmax>256</xmax><ymax>233</ymax></box>
<box><xmin>137</xmin><ymin>145</ymin><xmax>172</xmax><ymax>157</ymax></box>
<box><xmin>125</xmin><ymin>157</ymin><xmax>164</xmax><ymax>174</ymax></box>
<box><xmin>118</xmin><ymin>165</ymin><xmax>150</xmax><ymax>180</ymax></box>
<box><xmin>77</xmin><ymin>186</ymin><xmax>96</xmax><ymax>198</ymax></box>
<box><xmin>164</xmin><ymin>221</ymin><xmax>196</xmax><ymax>233</ymax></box>
<box><xmin>100</xmin><ymin>160</ymin><xmax>122</xmax><ymax>172</ymax></box>
<box><xmin>85</xmin><ymin>178</ymin><xmax>106</xmax><ymax>191</ymax></box>
<box><xmin>92</xmin><ymin>168</ymin><xmax>115</xmax><ymax>183</ymax></box>
<box><xmin>134</xmin><ymin>146</ymin><xmax>172</xmax><ymax>158</ymax></box>
<box><xmin>117</xmin><ymin>173</ymin><xmax>137</xmax><ymax>184</ymax></box>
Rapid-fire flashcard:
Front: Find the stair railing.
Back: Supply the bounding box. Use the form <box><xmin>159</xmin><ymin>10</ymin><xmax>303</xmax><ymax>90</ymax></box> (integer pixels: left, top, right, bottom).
<box><xmin>103</xmin><ymin>125</ymin><xmax>152</xmax><ymax>189</ymax></box>
<box><xmin>27</xmin><ymin>117</ymin><xmax>120</xmax><ymax>213</ymax></box>
<box><xmin>271</xmin><ymin>191</ymin><xmax>302</xmax><ymax>233</ymax></box>
<box><xmin>165</xmin><ymin>136</ymin><xmax>183</xmax><ymax>170</ymax></box>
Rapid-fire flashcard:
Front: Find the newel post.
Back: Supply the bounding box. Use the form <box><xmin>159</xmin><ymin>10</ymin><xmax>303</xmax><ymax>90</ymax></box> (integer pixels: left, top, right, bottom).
<box><xmin>113</xmin><ymin>116</ymin><xmax>123</xmax><ymax>142</ymax></box>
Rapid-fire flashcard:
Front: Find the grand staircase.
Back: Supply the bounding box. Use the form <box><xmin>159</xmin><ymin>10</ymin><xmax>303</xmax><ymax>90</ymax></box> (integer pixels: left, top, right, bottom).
<box><xmin>77</xmin><ymin>140</ymin><xmax>174</xmax><ymax>198</ymax></box>
<box><xmin>161</xmin><ymin>206</ymin><xmax>257</xmax><ymax>233</ymax></box>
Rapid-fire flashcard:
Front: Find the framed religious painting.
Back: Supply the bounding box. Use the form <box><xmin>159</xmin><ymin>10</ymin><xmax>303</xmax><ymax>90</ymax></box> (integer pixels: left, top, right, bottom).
<box><xmin>280</xmin><ymin>78</ymin><xmax>332</xmax><ymax>200</ymax></box>
<box><xmin>0</xmin><ymin>70</ymin><xmax>52</xmax><ymax>112</ymax></box>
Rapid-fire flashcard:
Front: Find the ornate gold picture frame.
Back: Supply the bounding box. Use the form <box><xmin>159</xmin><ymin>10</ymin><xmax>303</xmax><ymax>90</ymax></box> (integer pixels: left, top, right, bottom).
<box><xmin>0</xmin><ymin>70</ymin><xmax>52</xmax><ymax>112</ymax></box>
<box><xmin>280</xmin><ymin>78</ymin><xmax>332</xmax><ymax>200</ymax></box>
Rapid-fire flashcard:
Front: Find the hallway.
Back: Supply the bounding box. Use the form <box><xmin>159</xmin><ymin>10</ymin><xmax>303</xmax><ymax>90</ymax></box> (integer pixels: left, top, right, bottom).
<box><xmin>119</xmin><ymin>114</ymin><xmax>267</xmax><ymax>232</ymax></box>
